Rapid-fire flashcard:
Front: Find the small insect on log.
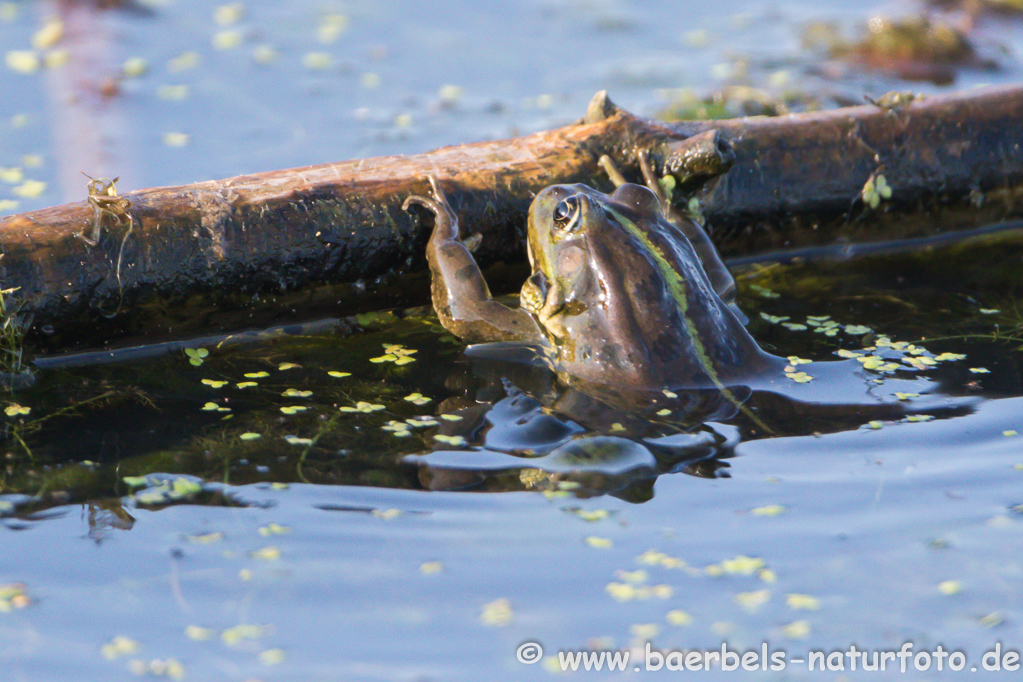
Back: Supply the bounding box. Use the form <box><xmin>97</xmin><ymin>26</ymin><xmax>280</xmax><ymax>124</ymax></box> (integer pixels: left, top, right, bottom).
<box><xmin>80</xmin><ymin>172</ymin><xmax>133</xmax><ymax>246</ymax></box>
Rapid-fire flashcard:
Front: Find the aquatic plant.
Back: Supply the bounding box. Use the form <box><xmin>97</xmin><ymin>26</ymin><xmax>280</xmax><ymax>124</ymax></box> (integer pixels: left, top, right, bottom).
<box><xmin>0</xmin><ymin>285</ymin><xmax>28</xmax><ymax>380</ymax></box>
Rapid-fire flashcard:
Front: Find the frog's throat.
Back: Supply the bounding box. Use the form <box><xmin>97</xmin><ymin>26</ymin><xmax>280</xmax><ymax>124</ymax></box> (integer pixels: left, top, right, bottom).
<box><xmin>604</xmin><ymin>207</ymin><xmax>772</xmax><ymax>434</ymax></box>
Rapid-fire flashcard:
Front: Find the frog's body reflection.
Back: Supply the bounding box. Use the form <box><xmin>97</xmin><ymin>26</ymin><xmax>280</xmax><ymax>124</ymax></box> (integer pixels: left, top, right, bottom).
<box><xmin>404</xmin><ymin>342</ymin><xmax>960</xmax><ymax>499</ymax></box>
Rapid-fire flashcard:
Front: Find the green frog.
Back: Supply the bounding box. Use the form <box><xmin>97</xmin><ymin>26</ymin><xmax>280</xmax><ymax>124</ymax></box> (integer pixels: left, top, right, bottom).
<box><xmin>404</xmin><ymin>151</ymin><xmax>776</xmax><ymax>393</ymax></box>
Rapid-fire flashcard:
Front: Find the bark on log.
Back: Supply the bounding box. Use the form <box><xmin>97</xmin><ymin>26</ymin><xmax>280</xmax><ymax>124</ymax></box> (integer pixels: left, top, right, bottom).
<box><xmin>3</xmin><ymin>84</ymin><xmax>1023</xmax><ymax>354</ymax></box>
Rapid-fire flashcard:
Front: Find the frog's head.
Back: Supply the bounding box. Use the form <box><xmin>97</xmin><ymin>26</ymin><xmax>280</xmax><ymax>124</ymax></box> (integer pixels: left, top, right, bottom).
<box><xmin>521</xmin><ymin>182</ymin><xmax>673</xmax><ymax>337</ymax></box>
<box><xmin>520</xmin><ymin>184</ymin><xmax>608</xmax><ymax>328</ymax></box>
<box><xmin>520</xmin><ymin>182</ymin><xmax>761</xmax><ymax>388</ymax></box>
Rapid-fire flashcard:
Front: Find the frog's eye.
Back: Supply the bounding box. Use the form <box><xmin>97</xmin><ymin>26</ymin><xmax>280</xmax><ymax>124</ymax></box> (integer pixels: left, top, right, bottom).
<box><xmin>552</xmin><ymin>196</ymin><xmax>581</xmax><ymax>233</ymax></box>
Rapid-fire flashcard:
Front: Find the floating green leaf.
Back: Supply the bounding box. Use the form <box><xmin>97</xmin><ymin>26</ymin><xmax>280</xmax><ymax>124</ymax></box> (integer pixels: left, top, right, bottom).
<box><xmin>282</xmin><ymin>388</ymin><xmax>313</xmax><ymax>398</ymax></box>
<box><xmin>184</xmin><ymin>347</ymin><xmax>209</xmax><ymax>366</ymax></box>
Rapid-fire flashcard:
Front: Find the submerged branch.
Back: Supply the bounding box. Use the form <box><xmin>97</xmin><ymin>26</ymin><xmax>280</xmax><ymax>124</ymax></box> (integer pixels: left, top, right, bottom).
<box><xmin>2</xmin><ymin>85</ymin><xmax>1023</xmax><ymax>354</ymax></box>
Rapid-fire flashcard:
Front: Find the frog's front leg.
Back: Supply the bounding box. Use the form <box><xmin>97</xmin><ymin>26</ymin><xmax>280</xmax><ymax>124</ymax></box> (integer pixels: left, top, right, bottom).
<box><xmin>404</xmin><ymin>176</ymin><xmax>543</xmax><ymax>344</ymax></box>
<box><xmin>598</xmin><ymin>152</ymin><xmax>737</xmax><ymax>307</ymax></box>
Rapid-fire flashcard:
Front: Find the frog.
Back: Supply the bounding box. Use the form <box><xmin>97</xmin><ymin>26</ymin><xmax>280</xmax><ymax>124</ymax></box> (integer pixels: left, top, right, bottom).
<box><xmin>402</xmin><ymin>154</ymin><xmax>973</xmax><ymax>492</ymax></box>
<box><xmin>403</xmin><ymin>151</ymin><xmax>777</xmax><ymax>393</ymax></box>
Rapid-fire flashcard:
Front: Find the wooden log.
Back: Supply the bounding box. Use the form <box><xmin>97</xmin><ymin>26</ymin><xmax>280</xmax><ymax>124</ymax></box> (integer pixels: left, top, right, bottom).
<box><xmin>3</xmin><ymin>85</ymin><xmax>1023</xmax><ymax>354</ymax></box>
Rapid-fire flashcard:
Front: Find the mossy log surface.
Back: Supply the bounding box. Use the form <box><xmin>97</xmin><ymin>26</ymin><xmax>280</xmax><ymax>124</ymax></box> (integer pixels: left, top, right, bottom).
<box><xmin>3</xmin><ymin>85</ymin><xmax>1023</xmax><ymax>354</ymax></box>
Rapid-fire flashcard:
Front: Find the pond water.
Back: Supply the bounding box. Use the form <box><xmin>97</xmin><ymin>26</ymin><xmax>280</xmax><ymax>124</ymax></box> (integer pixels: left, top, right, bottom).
<box><xmin>3</xmin><ymin>0</ymin><xmax>1023</xmax><ymax>680</ymax></box>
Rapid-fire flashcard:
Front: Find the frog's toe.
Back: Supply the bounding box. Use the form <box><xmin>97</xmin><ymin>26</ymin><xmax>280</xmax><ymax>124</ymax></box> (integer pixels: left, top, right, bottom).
<box><xmin>463</xmin><ymin>232</ymin><xmax>483</xmax><ymax>253</ymax></box>
<box><xmin>636</xmin><ymin>149</ymin><xmax>674</xmax><ymax>213</ymax></box>
<box><xmin>520</xmin><ymin>286</ymin><xmax>544</xmax><ymax>315</ymax></box>
<box><xmin>414</xmin><ymin>173</ymin><xmax>449</xmax><ymax>204</ymax></box>
<box><xmin>402</xmin><ymin>194</ymin><xmax>443</xmax><ymax>216</ymax></box>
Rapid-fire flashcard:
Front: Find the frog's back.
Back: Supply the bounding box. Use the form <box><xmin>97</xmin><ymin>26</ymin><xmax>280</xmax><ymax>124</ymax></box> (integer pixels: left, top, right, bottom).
<box><xmin>546</xmin><ymin>194</ymin><xmax>768</xmax><ymax>390</ymax></box>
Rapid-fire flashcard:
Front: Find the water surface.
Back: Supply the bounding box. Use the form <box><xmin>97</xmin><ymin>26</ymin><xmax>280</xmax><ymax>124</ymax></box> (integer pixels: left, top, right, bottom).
<box><xmin>2</xmin><ymin>0</ymin><xmax>1023</xmax><ymax>679</ymax></box>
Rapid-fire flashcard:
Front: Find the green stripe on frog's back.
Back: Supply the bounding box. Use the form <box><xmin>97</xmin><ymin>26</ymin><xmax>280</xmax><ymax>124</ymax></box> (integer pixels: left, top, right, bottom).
<box><xmin>604</xmin><ymin>206</ymin><xmax>772</xmax><ymax>433</ymax></box>
<box><xmin>604</xmin><ymin>207</ymin><xmax>718</xmax><ymax>382</ymax></box>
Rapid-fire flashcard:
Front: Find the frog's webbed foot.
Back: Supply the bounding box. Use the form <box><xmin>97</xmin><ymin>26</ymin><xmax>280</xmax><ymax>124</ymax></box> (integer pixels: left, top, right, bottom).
<box><xmin>642</xmin><ymin>150</ymin><xmax>739</xmax><ymax>307</ymax></box>
<box><xmin>599</xmin><ymin>151</ymin><xmax>679</xmax><ymax>222</ymax></box>
<box><xmin>402</xmin><ymin>174</ymin><xmax>448</xmax><ymax>216</ymax></box>
<box><xmin>404</xmin><ymin>175</ymin><xmax>485</xmax><ymax>252</ymax></box>
<box><xmin>603</xmin><ymin>152</ymin><xmax>741</xmax><ymax>310</ymax></box>
<box><xmin>520</xmin><ymin>271</ymin><xmax>547</xmax><ymax>316</ymax></box>
<box><xmin>636</xmin><ymin>150</ymin><xmax>675</xmax><ymax>216</ymax></box>
<box><xmin>403</xmin><ymin>174</ymin><xmax>461</xmax><ymax>244</ymax></box>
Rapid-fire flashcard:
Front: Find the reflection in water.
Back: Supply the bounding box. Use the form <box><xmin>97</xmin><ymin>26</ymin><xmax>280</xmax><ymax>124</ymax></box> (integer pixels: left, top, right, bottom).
<box><xmin>406</xmin><ymin>379</ymin><xmax>740</xmax><ymax>501</ymax></box>
<box><xmin>402</xmin><ymin>341</ymin><xmax>973</xmax><ymax>499</ymax></box>
<box><xmin>84</xmin><ymin>500</ymin><xmax>135</xmax><ymax>542</ymax></box>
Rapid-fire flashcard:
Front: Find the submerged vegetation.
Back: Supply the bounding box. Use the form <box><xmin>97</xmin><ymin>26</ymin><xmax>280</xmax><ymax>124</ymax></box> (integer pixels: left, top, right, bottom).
<box><xmin>0</xmin><ymin>284</ymin><xmax>26</xmax><ymax>378</ymax></box>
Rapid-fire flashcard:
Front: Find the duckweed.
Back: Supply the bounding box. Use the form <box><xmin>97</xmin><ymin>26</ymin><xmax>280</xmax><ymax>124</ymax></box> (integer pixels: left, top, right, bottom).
<box><xmin>221</xmin><ymin>624</ymin><xmax>267</xmax><ymax>644</ymax></box>
<box><xmin>0</xmin><ymin>583</ymin><xmax>30</xmax><ymax>611</ymax></box>
<box><xmin>720</xmin><ymin>555</ymin><xmax>765</xmax><ymax>575</ymax></box>
<box><xmin>663</xmin><ymin>613</ymin><xmax>695</xmax><ymax>632</ymax></box>
<box><xmin>184</xmin><ymin>348</ymin><xmax>208</xmax><ymax>366</ymax></box>
<box><xmin>100</xmin><ymin>636</ymin><xmax>140</xmax><ymax>660</ymax></box>
<box><xmin>735</xmin><ymin>589</ymin><xmax>770</xmax><ymax>611</ymax></box>
<box><xmin>786</xmin><ymin>593</ymin><xmax>822</xmax><ymax>610</ymax></box>
<box><xmin>862</xmin><ymin>173</ymin><xmax>892</xmax><ymax>208</ymax></box>
<box><xmin>751</xmin><ymin>504</ymin><xmax>786</xmax><ymax>516</ymax></box>
<box><xmin>479</xmin><ymin>598</ymin><xmax>513</xmax><ymax>626</ymax></box>
<box><xmin>340</xmin><ymin>401</ymin><xmax>385</xmax><ymax>413</ymax></box>
<box><xmin>249</xmin><ymin>547</ymin><xmax>281</xmax><ymax>561</ymax></box>
<box><xmin>259</xmin><ymin>649</ymin><xmax>286</xmax><ymax>665</ymax></box>
<box><xmin>184</xmin><ymin>625</ymin><xmax>215</xmax><ymax>641</ymax></box>
<box><xmin>382</xmin><ymin>420</ymin><xmax>412</xmax><ymax>437</ymax></box>
<box><xmin>369</xmin><ymin>344</ymin><xmax>417</xmax><ymax>365</ymax></box>
<box><xmin>420</xmin><ymin>561</ymin><xmax>443</xmax><ymax>575</ymax></box>
<box><xmin>782</xmin><ymin>620</ymin><xmax>812</xmax><ymax>639</ymax></box>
